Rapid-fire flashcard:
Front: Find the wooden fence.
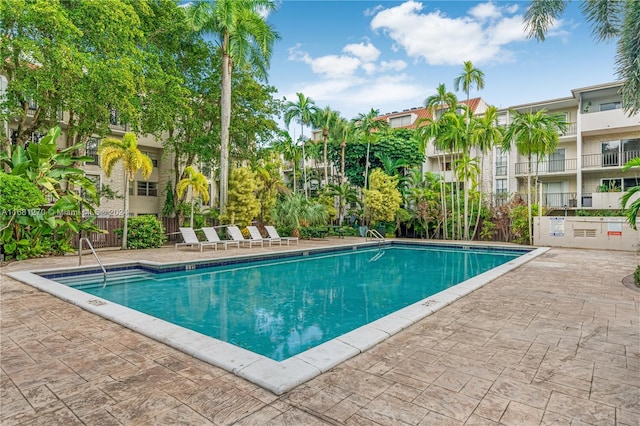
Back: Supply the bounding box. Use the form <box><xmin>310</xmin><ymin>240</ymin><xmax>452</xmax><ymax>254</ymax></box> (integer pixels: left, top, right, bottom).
<box><xmin>72</xmin><ymin>217</ymin><xmax>183</xmax><ymax>249</ymax></box>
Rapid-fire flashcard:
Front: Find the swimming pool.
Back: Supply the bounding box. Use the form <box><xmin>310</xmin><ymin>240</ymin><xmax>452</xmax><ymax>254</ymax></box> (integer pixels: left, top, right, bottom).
<box><xmin>9</xmin><ymin>241</ymin><xmax>547</xmax><ymax>394</ymax></box>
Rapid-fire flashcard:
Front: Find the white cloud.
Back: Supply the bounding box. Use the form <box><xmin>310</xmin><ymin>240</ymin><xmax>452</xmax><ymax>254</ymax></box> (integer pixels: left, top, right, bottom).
<box><xmin>288</xmin><ymin>44</ymin><xmax>361</xmax><ymax>79</ymax></box>
<box><xmin>469</xmin><ymin>2</ymin><xmax>501</xmax><ymax>21</ymax></box>
<box><xmin>380</xmin><ymin>60</ymin><xmax>407</xmax><ymax>72</ymax></box>
<box><xmin>343</xmin><ymin>41</ymin><xmax>380</xmax><ymax>62</ymax></box>
<box><xmin>370</xmin><ymin>0</ymin><xmax>533</xmax><ymax>65</ymax></box>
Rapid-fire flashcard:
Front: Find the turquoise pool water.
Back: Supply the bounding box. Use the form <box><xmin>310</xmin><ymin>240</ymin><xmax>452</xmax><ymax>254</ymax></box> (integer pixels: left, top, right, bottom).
<box><xmin>53</xmin><ymin>245</ymin><xmax>524</xmax><ymax>361</ymax></box>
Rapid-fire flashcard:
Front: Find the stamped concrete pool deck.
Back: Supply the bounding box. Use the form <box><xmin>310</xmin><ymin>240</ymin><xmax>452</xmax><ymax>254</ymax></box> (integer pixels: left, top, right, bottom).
<box><xmin>1</xmin><ymin>238</ymin><xmax>639</xmax><ymax>425</ymax></box>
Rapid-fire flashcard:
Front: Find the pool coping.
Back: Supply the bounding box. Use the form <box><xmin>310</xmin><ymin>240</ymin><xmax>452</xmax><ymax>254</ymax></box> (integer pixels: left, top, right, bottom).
<box><xmin>7</xmin><ymin>241</ymin><xmax>549</xmax><ymax>395</ymax></box>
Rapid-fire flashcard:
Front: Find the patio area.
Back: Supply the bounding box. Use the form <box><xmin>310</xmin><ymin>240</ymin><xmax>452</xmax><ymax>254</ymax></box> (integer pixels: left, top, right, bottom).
<box><xmin>1</xmin><ymin>239</ymin><xmax>639</xmax><ymax>425</ymax></box>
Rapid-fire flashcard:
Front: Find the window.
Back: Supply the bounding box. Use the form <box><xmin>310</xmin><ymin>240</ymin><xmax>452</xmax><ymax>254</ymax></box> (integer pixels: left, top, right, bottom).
<box><xmin>600</xmin><ymin>178</ymin><xmax>622</xmax><ymax>192</ymax></box>
<box><xmin>623</xmin><ymin>138</ymin><xmax>640</xmax><ymax>163</ymax></box>
<box><xmin>495</xmin><ymin>149</ymin><xmax>507</xmax><ymax>176</ymax></box>
<box><xmin>389</xmin><ymin>115</ymin><xmax>412</xmax><ymax>128</ymax></box>
<box><xmin>86</xmin><ymin>138</ymin><xmax>99</xmax><ymax>164</ymax></box>
<box><xmin>137</xmin><ymin>181</ymin><xmax>158</xmax><ymax>196</ymax></box>
<box><xmin>548</xmin><ymin>149</ymin><xmax>565</xmax><ymax>172</ymax></box>
<box><xmin>495</xmin><ymin>178</ymin><xmax>507</xmax><ymax>193</ymax></box>
<box><xmin>599</xmin><ymin>101</ymin><xmax>621</xmax><ymax>111</ymax></box>
<box><xmin>602</xmin><ymin>141</ymin><xmax>620</xmax><ymax>167</ymax></box>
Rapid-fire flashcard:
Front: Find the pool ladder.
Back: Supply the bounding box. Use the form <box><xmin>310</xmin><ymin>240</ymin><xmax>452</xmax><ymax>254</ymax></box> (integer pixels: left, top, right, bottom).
<box><xmin>78</xmin><ymin>237</ymin><xmax>106</xmax><ymax>279</ymax></box>
<box><xmin>365</xmin><ymin>229</ymin><xmax>385</xmax><ymax>242</ymax></box>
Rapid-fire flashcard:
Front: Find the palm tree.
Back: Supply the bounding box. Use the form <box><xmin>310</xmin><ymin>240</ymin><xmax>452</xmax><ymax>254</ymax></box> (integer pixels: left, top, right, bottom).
<box><xmin>326</xmin><ymin>183</ymin><xmax>359</xmax><ymax>226</ymax></box>
<box><xmin>312</xmin><ymin>106</ymin><xmax>339</xmax><ymax>187</ymax></box>
<box><xmin>453</xmin><ymin>153</ymin><xmax>480</xmax><ymax>240</ymax></box>
<box><xmin>272</xmin><ymin>131</ymin><xmax>301</xmax><ymax>193</ymax></box>
<box><xmin>470</xmin><ymin>105</ymin><xmax>504</xmax><ymax>238</ymax></box>
<box><xmin>99</xmin><ymin>133</ymin><xmax>153</xmax><ymax>249</ymax></box>
<box><xmin>352</xmin><ymin>108</ymin><xmax>389</xmax><ymax>192</ymax></box>
<box><xmin>330</xmin><ymin>117</ymin><xmax>354</xmax><ymax>185</ymax></box>
<box><xmin>284</xmin><ymin>92</ymin><xmax>319</xmax><ymax>199</ymax></box>
<box><xmin>185</xmin><ymin>0</ymin><xmax>279</xmax><ymax>215</ymax></box>
<box><xmin>621</xmin><ymin>157</ymin><xmax>640</xmax><ymax>229</ymax></box>
<box><xmin>424</xmin><ymin>84</ymin><xmax>458</xmax><ymax>238</ymax></box>
<box><xmin>502</xmin><ymin>110</ymin><xmax>568</xmax><ymax>245</ymax></box>
<box><xmin>524</xmin><ymin>0</ymin><xmax>639</xmax><ymax>115</ymax></box>
<box><xmin>176</xmin><ymin>166</ymin><xmax>210</xmax><ymax>228</ymax></box>
<box><xmin>453</xmin><ymin>61</ymin><xmax>485</xmax><ymax>127</ymax></box>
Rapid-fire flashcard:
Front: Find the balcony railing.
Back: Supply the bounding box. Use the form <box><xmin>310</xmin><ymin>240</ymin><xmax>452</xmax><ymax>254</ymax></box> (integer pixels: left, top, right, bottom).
<box><xmin>559</xmin><ymin>122</ymin><xmax>577</xmax><ymax>136</ymax></box>
<box><xmin>582</xmin><ymin>150</ymin><xmax>640</xmax><ymax>168</ymax></box>
<box><xmin>514</xmin><ymin>158</ymin><xmax>577</xmax><ymax>175</ymax></box>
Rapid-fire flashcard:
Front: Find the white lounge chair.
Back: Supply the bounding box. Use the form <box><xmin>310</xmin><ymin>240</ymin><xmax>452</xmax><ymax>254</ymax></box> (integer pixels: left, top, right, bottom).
<box><xmin>227</xmin><ymin>225</ymin><xmax>263</xmax><ymax>248</ymax></box>
<box><xmin>265</xmin><ymin>225</ymin><xmax>298</xmax><ymax>246</ymax></box>
<box><xmin>202</xmin><ymin>227</ymin><xmax>240</xmax><ymax>250</ymax></box>
<box><xmin>247</xmin><ymin>226</ymin><xmax>278</xmax><ymax>246</ymax></box>
<box><xmin>175</xmin><ymin>227</ymin><xmax>216</xmax><ymax>251</ymax></box>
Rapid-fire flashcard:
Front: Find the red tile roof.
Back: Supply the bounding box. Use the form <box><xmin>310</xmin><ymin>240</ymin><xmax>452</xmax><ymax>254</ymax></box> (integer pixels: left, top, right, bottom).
<box><xmin>377</xmin><ymin>97</ymin><xmax>483</xmax><ymax>129</ymax></box>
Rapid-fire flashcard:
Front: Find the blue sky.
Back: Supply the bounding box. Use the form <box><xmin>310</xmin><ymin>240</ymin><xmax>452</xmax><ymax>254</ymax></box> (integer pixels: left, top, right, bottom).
<box><xmin>265</xmin><ymin>0</ymin><xmax>618</xmax><ymax>125</ymax></box>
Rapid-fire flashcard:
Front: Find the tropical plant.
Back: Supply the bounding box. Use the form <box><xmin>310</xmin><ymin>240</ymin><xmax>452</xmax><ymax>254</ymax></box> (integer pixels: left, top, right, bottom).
<box><xmin>363</xmin><ymin>169</ymin><xmax>402</xmax><ymax>227</ymax></box>
<box><xmin>99</xmin><ymin>133</ymin><xmax>153</xmax><ymax>249</ymax></box>
<box><xmin>330</xmin><ymin>117</ymin><xmax>355</xmax><ymax>185</ymax></box>
<box><xmin>502</xmin><ymin>110</ymin><xmax>567</xmax><ymax>244</ymax></box>
<box><xmin>424</xmin><ymin>84</ymin><xmax>459</xmax><ymax>238</ymax></box>
<box><xmin>220</xmin><ymin>166</ymin><xmax>261</xmax><ymax>227</ymax></box>
<box><xmin>325</xmin><ymin>183</ymin><xmax>360</xmax><ymax>226</ymax></box>
<box><xmin>470</xmin><ymin>105</ymin><xmax>504</xmax><ymax>238</ymax></box>
<box><xmin>312</xmin><ymin>106</ymin><xmax>340</xmax><ymax>187</ymax></box>
<box><xmin>404</xmin><ymin>170</ymin><xmax>442</xmax><ymax>238</ymax></box>
<box><xmin>185</xmin><ymin>0</ymin><xmax>279</xmax><ymax>214</ymax></box>
<box><xmin>284</xmin><ymin>92</ymin><xmax>320</xmax><ymax>199</ymax></box>
<box><xmin>454</xmin><ymin>153</ymin><xmax>480</xmax><ymax>240</ymax></box>
<box><xmin>0</xmin><ymin>126</ymin><xmax>100</xmax><ymax>259</ymax></box>
<box><xmin>254</xmin><ymin>157</ymin><xmax>290</xmax><ymax>225</ymax></box>
<box><xmin>352</xmin><ymin>108</ymin><xmax>390</xmax><ymax>192</ymax></box>
<box><xmin>271</xmin><ymin>193</ymin><xmax>328</xmax><ymax>237</ymax></box>
<box><xmin>118</xmin><ymin>215</ymin><xmax>166</xmax><ymax>249</ymax></box>
<box><xmin>176</xmin><ymin>166</ymin><xmax>210</xmax><ymax>228</ymax></box>
<box><xmin>524</xmin><ymin>0</ymin><xmax>640</xmax><ymax>115</ymax></box>
<box><xmin>621</xmin><ymin>157</ymin><xmax>640</xmax><ymax>229</ymax></box>
<box><xmin>453</xmin><ymin>60</ymin><xmax>485</xmax><ymax>127</ymax></box>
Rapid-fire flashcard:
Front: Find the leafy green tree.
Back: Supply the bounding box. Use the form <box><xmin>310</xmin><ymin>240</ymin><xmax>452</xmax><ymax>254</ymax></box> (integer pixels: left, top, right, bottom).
<box><xmin>220</xmin><ymin>166</ymin><xmax>261</xmax><ymax>226</ymax></box>
<box><xmin>177</xmin><ymin>166</ymin><xmax>210</xmax><ymax>228</ymax></box>
<box><xmin>99</xmin><ymin>133</ymin><xmax>153</xmax><ymax>249</ymax></box>
<box><xmin>524</xmin><ymin>0</ymin><xmax>640</xmax><ymax>115</ymax></box>
<box><xmin>185</xmin><ymin>0</ymin><xmax>279</xmax><ymax>215</ymax></box>
<box><xmin>363</xmin><ymin>169</ymin><xmax>402</xmax><ymax>227</ymax></box>
<box><xmin>404</xmin><ymin>170</ymin><xmax>442</xmax><ymax>238</ymax></box>
<box><xmin>254</xmin><ymin>155</ymin><xmax>289</xmax><ymax>225</ymax></box>
<box><xmin>621</xmin><ymin>157</ymin><xmax>640</xmax><ymax>229</ymax></box>
<box><xmin>284</xmin><ymin>92</ymin><xmax>320</xmax><ymax>199</ymax></box>
<box><xmin>271</xmin><ymin>130</ymin><xmax>302</xmax><ymax>193</ymax></box>
<box><xmin>352</xmin><ymin>108</ymin><xmax>390</xmax><ymax>192</ymax></box>
<box><xmin>502</xmin><ymin>110</ymin><xmax>567</xmax><ymax>245</ymax></box>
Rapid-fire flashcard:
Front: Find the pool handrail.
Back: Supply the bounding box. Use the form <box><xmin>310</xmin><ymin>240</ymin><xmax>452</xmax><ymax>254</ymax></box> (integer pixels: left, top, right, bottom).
<box><xmin>78</xmin><ymin>237</ymin><xmax>106</xmax><ymax>279</ymax></box>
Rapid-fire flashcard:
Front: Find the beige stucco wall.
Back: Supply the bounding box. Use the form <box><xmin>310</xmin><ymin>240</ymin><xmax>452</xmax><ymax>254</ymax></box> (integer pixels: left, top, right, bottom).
<box><xmin>534</xmin><ymin>216</ymin><xmax>639</xmax><ymax>251</ymax></box>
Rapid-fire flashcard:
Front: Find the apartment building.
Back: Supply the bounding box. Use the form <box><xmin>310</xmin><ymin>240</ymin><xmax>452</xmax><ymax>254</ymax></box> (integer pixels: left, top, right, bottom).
<box><xmin>494</xmin><ymin>81</ymin><xmax>639</xmax><ymax>211</ymax></box>
<box><xmin>4</xmin><ymin>80</ymin><xmax>638</xmax><ymax>219</ymax></box>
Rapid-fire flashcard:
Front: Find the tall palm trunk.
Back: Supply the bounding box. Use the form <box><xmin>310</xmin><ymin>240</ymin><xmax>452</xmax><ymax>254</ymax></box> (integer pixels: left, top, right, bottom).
<box><xmin>527</xmin><ymin>154</ymin><xmax>533</xmax><ymax>245</ymax></box>
<box><xmin>219</xmin><ymin>43</ymin><xmax>232</xmax><ymax>216</ymax></box>
<box><xmin>301</xmin><ymin>124</ymin><xmax>308</xmax><ymax>199</ymax></box>
<box><xmin>122</xmin><ymin>176</ymin><xmax>129</xmax><ymax>249</ymax></box>
<box><xmin>364</xmin><ymin>140</ymin><xmax>371</xmax><ymax>192</ymax></box>
<box><xmin>341</xmin><ymin>140</ymin><xmax>346</xmax><ymax>184</ymax></box>
<box><xmin>438</xmin><ymin>153</ymin><xmax>448</xmax><ymax>239</ymax></box>
<box><xmin>323</xmin><ymin>130</ymin><xmax>329</xmax><ymax>186</ymax></box>
<box><xmin>473</xmin><ymin>154</ymin><xmax>485</xmax><ymax>239</ymax></box>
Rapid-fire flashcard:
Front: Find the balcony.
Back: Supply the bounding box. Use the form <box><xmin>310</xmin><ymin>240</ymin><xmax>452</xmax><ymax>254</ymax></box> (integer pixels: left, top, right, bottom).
<box><xmin>514</xmin><ymin>158</ymin><xmax>577</xmax><ymax>175</ymax></box>
<box><xmin>582</xmin><ymin>150</ymin><xmax>640</xmax><ymax>169</ymax></box>
<box><xmin>581</xmin><ymin>109</ymin><xmax>639</xmax><ymax>134</ymax></box>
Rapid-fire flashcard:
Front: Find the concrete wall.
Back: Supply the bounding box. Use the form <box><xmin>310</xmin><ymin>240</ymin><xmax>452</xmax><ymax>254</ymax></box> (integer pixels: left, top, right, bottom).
<box><xmin>534</xmin><ymin>216</ymin><xmax>639</xmax><ymax>251</ymax></box>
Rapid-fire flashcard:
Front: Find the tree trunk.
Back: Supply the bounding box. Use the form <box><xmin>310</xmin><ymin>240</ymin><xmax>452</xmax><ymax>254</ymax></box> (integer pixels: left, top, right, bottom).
<box><xmin>323</xmin><ymin>130</ymin><xmax>328</xmax><ymax>187</ymax></box>
<box><xmin>341</xmin><ymin>140</ymin><xmax>346</xmax><ymax>184</ymax></box>
<box><xmin>364</xmin><ymin>140</ymin><xmax>371</xmax><ymax>192</ymax></box>
<box><xmin>219</xmin><ymin>45</ymin><xmax>232</xmax><ymax>217</ymax></box>
<box><xmin>122</xmin><ymin>176</ymin><xmax>129</xmax><ymax>249</ymax></box>
<box><xmin>301</xmin><ymin>124</ymin><xmax>308</xmax><ymax>199</ymax></box>
<box><xmin>527</xmin><ymin>155</ymin><xmax>533</xmax><ymax>245</ymax></box>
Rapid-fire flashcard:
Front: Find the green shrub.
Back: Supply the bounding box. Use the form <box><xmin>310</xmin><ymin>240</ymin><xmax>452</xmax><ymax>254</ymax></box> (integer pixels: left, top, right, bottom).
<box><xmin>117</xmin><ymin>215</ymin><xmax>166</xmax><ymax>249</ymax></box>
<box><xmin>634</xmin><ymin>265</ymin><xmax>640</xmax><ymax>286</ymax></box>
